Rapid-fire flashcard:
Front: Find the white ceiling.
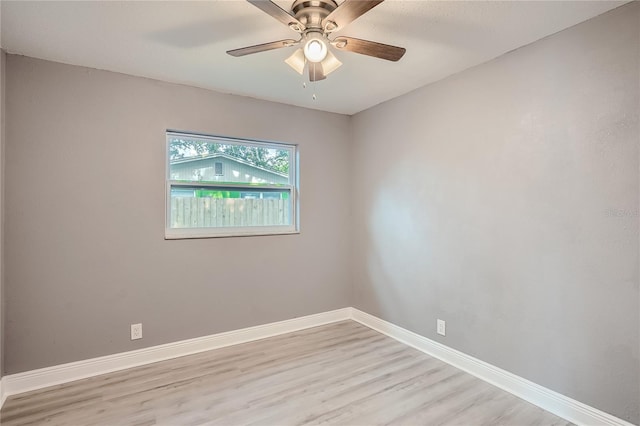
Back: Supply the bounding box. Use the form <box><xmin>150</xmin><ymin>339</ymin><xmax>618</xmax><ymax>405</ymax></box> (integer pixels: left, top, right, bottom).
<box><xmin>0</xmin><ymin>0</ymin><xmax>627</xmax><ymax>115</ymax></box>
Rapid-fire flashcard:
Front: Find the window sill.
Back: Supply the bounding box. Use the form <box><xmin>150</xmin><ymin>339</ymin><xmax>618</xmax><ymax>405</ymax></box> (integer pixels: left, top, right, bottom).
<box><xmin>165</xmin><ymin>228</ymin><xmax>300</xmax><ymax>240</ymax></box>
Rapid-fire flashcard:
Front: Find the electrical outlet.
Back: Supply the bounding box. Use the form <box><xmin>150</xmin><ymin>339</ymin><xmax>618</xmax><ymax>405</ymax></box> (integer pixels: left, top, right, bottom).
<box><xmin>131</xmin><ymin>323</ymin><xmax>142</xmax><ymax>340</ymax></box>
<box><xmin>437</xmin><ymin>319</ymin><xmax>446</xmax><ymax>336</ymax></box>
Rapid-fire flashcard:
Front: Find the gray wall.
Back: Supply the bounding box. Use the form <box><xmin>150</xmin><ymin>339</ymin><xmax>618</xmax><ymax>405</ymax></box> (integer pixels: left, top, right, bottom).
<box><xmin>1</xmin><ymin>49</ymin><xmax>5</xmax><ymax>378</ymax></box>
<box><xmin>351</xmin><ymin>3</ymin><xmax>639</xmax><ymax>424</ymax></box>
<box><xmin>4</xmin><ymin>55</ymin><xmax>352</xmax><ymax>373</ymax></box>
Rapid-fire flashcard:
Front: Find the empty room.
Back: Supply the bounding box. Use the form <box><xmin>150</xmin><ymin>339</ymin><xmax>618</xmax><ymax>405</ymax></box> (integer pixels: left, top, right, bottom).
<box><xmin>0</xmin><ymin>0</ymin><xmax>638</xmax><ymax>425</ymax></box>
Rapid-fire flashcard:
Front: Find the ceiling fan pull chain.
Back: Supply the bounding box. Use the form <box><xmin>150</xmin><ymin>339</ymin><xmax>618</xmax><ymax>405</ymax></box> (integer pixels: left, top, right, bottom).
<box><xmin>312</xmin><ymin>64</ymin><xmax>317</xmax><ymax>100</ymax></box>
<box><xmin>299</xmin><ymin>57</ymin><xmax>317</xmax><ymax>100</ymax></box>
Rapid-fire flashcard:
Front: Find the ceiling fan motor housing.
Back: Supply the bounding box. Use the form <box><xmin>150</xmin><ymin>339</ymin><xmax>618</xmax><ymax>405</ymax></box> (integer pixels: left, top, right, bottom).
<box><xmin>291</xmin><ymin>0</ymin><xmax>338</xmax><ymax>30</ymax></box>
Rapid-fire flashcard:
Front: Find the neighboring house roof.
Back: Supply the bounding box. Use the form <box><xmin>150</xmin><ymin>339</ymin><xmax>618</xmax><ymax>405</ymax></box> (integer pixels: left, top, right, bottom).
<box><xmin>170</xmin><ymin>153</ymin><xmax>288</xmax><ymax>179</ymax></box>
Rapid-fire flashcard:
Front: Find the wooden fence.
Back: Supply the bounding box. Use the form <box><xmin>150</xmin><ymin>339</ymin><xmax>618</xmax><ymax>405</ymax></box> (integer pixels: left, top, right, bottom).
<box><xmin>171</xmin><ymin>197</ymin><xmax>289</xmax><ymax>228</ymax></box>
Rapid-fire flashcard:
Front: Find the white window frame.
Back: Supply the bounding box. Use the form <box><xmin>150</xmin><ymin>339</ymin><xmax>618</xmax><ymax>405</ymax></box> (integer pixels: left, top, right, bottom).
<box><xmin>165</xmin><ymin>131</ymin><xmax>299</xmax><ymax>239</ymax></box>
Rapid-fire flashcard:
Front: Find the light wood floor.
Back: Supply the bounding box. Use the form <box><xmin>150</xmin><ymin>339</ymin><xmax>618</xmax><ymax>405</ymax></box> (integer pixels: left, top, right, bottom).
<box><xmin>1</xmin><ymin>321</ymin><xmax>572</xmax><ymax>426</ymax></box>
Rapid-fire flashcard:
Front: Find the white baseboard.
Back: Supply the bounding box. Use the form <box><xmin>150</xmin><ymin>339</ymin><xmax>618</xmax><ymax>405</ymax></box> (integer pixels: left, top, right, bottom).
<box><xmin>351</xmin><ymin>308</ymin><xmax>635</xmax><ymax>426</ymax></box>
<box><xmin>1</xmin><ymin>307</ymin><xmax>634</xmax><ymax>426</ymax></box>
<box><xmin>1</xmin><ymin>308</ymin><xmax>351</xmax><ymax>402</ymax></box>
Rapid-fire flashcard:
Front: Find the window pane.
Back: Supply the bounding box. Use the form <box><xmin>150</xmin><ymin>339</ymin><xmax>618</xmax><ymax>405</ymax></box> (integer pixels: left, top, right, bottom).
<box><xmin>169</xmin><ymin>136</ymin><xmax>291</xmax><ymax>185</ymax></box>
<box><xmin>169</xmin><ymin>187</ymin><xmax>291</xmax><ymax>229</ymax></box>
<box><xmin>166</xmin><ymin>132</ymin><xmax>297</xmax><ymax>238</ymax></box>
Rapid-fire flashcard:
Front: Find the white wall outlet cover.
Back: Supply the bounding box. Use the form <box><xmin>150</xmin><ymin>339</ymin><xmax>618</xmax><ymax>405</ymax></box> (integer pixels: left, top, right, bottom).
<box><xmin>131</xmin><ymin>323</ymin><xmax>142</xmax><ymax>340</ymax></box>
<box><xmin>437</xmin><ymin>319</ymin><xmax>446</xmax><ymax>336</ymax></box>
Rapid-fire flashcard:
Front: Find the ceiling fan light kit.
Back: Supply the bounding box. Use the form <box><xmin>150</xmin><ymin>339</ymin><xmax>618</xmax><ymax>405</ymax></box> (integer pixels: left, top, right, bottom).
<box><xmin>303</xmin><ymin>33</ymin><xmax>328</xmax><ymax>63</ymax></box>
<box><xmin>227</xmin><ymin>0</ymin><xmax>406</xmax><ymax>84</ymax></box>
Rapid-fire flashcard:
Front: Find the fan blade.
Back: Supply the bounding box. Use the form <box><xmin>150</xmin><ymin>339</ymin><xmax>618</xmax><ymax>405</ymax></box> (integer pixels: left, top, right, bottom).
<box><xmin>227</xmin><ymin>39</ymin><xmax>298</xmax><ymax>57</ymax></box>
<box><xmin>331</xmin><ymin>36</ymin><xmax>405</xmax><ymax>61</ymax></box>
<box><xmin>247</xmin><ymin>0</ymin><xmax>306</xmax><ymax>32</ymax></box>
<box><xmin>321</xmin><ymin>50</ymin><xmax>342</xmax><ymax>76</ymax></box>
<box><xmin>309</xmin><ymin>62</ymin><xmax>326</xmax><ymax>82</ymax></box>
<box><xmin>285</xmin><ymin>48</ymin><xmax>305</xmax><ymax>75</ymax></box>
<box><xmin>322</xmin><ymin>0</ymin><xmax>384</xmax><ymax>32</ymax></box>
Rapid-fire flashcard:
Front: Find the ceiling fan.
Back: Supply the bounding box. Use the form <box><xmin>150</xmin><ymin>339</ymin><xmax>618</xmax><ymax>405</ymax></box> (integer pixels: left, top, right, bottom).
<box><xmin>227</xmin><ymin>0</ymin><xmax>406</xmax><ymax>82</ymax></box>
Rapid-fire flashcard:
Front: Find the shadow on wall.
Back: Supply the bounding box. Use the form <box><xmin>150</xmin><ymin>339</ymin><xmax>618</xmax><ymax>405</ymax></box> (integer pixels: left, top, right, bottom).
<box><xmin>357</xmin><ymin>157</ymin><xmax>600</xmax><ymax>405</ymax></box>
<box><xmin>362</xmin><ymin>162</ymin><xmax>435</xmax><ymax>331</ymax></box>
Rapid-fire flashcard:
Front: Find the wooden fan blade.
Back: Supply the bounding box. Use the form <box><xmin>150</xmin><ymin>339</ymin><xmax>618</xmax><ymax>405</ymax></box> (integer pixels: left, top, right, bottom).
<box><xmin>285</xmin><ymin>48</ymin><xmax>305</xmax><ymax>75</ymax></box>
<box><xmin>331</xmin><ymin>36</ymin><xmax>405</xmax><ymax>61</ymax></box>
<box><xmin>247</xmin><ymin>0</ymin><xmax>306</xmax><ymax>32</ymax></box>
<box><xmin>322</xmin><ymin>0</ymin><xmax>384</xmax><ymax>32</ymax></box>
<box><xmin>309</xmin><ymin>62</ymin><xmax>326</xmax><ymax>82</ymax></box>
<box><xmin>227</xmin><ymin>39</ymin><xmax>298</xmax><ymax>57</ymax></box>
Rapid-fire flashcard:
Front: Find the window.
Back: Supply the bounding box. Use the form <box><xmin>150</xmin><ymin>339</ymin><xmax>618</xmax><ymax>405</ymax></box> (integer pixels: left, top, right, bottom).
<box><xmin>166</xmin><ymin>131</ymin><xmax>298</xmax><ymax>239</ymax></box>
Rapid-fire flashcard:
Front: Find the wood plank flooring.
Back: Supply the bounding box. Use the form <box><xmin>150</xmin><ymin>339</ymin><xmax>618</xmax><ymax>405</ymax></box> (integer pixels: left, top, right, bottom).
<box><xmin>1</xmin><ymin>321</ymin><xmax>572</xmax><ymax>425</ymax></box>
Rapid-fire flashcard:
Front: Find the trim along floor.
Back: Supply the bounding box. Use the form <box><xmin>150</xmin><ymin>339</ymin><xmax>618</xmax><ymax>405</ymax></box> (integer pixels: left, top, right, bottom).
<box><xmin>0</xmin><ymin>321</ymin><xmax>571</xmax><ymax>426</ymax></box>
